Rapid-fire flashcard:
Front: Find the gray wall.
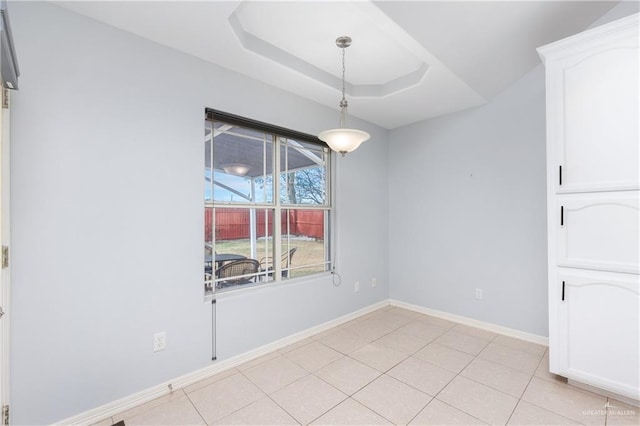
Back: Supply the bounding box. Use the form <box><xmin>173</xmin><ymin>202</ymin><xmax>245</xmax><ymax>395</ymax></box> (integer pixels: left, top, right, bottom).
<box><xmin>9</xmin><ymin>2</ymin><xmax>388</xmax><ymax>424</ymax></box>
<box><xmin>388</xmin><ymin>65</ymin><xmax>549</xmax><ymax>336</ymax></box>
<box><xmin>590</xmin><ymin>1</ymin><xmax>639</xmax><ymax>27</ymax></box>
<box><xmin>386</xmin><ymin>0</ymin><xmax>639</xmax><ymax>339</ymax></box>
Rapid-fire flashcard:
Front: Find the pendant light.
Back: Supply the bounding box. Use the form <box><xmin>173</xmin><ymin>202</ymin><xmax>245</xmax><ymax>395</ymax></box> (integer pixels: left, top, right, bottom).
<box><xmin>318</xmin><ymin>36</ymin><xmax>370</xmax><ymax>156</ymax></box>
<box><xmin>221</xmin><ymin>163</ymin><xmax>250</xmax><ymax>176</ymax></box>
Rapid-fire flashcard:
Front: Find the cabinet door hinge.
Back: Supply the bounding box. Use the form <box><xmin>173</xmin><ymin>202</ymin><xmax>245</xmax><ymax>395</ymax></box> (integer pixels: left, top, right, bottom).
<box><xmin>1</xmin><ymin>246</ymin><xmax>7</xmax><ymax>269</ymax></box>
<box><xmin>2</xmin><ymin>88</ymin><xmax>8</xmax><ymax>109</ymax></box>
<box><xmin>2</xmin><ymin>404</ymin><xmax>8</xmax><ymax>426</ymax></box>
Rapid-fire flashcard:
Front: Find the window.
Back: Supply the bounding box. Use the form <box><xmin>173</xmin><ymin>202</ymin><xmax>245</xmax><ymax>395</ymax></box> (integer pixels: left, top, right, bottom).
<box><xmin>204</xmin><ymin>110</ymin><xmax>331</xmax><ymax>294</ymax></box>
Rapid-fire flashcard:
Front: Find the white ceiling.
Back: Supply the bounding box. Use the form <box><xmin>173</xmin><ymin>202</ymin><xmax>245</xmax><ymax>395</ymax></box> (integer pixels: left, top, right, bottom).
<box><xmin>55</xmin><ymin>1</ymin><xmax>622</xmax><ymax>129</ymax></box>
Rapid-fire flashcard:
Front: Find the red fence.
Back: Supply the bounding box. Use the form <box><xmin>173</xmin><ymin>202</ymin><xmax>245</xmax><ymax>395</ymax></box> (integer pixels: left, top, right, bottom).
<box><xmin>205</xmin><ymin>208</ymin><xmax>324</xmax><ymax>240</ymax></box>
<box><xmin>291</xmin><ymin>210</ymin><xmax>324</xmax><ymax>239</ymax></box>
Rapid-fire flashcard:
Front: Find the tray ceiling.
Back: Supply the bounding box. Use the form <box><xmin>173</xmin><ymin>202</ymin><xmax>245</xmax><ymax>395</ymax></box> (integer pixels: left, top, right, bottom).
<box><xmin>54</xmin><ymin>1</ymin><xmax>623</xmax><ymax>129</ymax></box>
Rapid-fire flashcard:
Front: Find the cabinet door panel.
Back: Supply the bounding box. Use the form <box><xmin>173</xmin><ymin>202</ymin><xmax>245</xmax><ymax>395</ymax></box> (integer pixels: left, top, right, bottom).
<box><xmin>551</xmin><ymin>37</ymin><xmax>639</xmax><ymax>192</ymax></box>
<box><xmin>556</xmin><ymin>270</ymin><xmax>639</xmax><ymax>398</ymax></box>
<box><xmin>558</xmin><ymin>193</ymin><xmax>639</xmax><ymax>274</ymax></box>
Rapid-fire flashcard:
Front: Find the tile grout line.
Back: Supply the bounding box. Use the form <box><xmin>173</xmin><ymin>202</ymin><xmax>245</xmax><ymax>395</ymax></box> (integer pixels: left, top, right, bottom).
<box><xmin>237</xmin><ymin>364</ymin><xmax>323</xmax><ymax>425</ymax></box>
<box><xmin>513</xmin><ymin>395</ymin><xmax>590</xmax><ymax>425</ymax></box>
<box><xmin>183</xmin><ymin>390</ymin><xmax>210</xmax><ymax>425</ymax></box>
<box><xmin>308</xmin><ymin>314</ymin><xmax>444</xmax><ymax>424</ymax></box>
<box><xmin>229</xmin><ymin>319</ymin><xmax>389</xmax><ymax>425</ymax></box>
<box><xmin>513</xmin><ymin>356</ymin><xmax>590</xmax><ymax>426</ymax></box>
<box><xmin>263</xmin><ymin>392</ymin><xmax>302</xmax><ymax>425</ymax></box>
<box><xmin>110</xmin><ymin>308</ymin><xmax>572</xmax><ymax>425</ymax></box>
<box><xmin>309</xmin><ymin>357</ymin><xmax>381</xmax><ymax>398</ymax></box>
<box><xmin>431</xmin><ymin>334</ymin><xmax>496</xmax><ymax>420</ymax></box>
<box><xmin>302</xmin><ymin>339</ymin><xmax>394</xmax><ymax>424</ymax></box>
<box><xmin>304</xmin><ymin>395</ymin><xmax>349</xmax><ymax>425</ymax></box>
<box><xmin>345</xmin><ymin>396</ymin><xmax>396</xmax><ymax>425</ymax></box>
<box><xmin>276</xmin><ymin>342</ymin><xmax>353</xmax><ymax>425</ymax></box>
<box><xmin>422</xmin><ymin>399</ymin><xmax>489</xmax><ymax>426</ymax></box>
<box><xmin>211</xmin><ymin>368</ymin><xmax>271</xmax><ymax>424</ymax></box>
<box><xmin>475</xmin><ymin>332</ymin><xmax>533</xmax><ymax>425</ymax></box>
<box><xmin>405</xmin><ymin>333</ymin><xmax>495</xmax><ymax>425</ymax></box>
<box><xmin>400</xmin><ymin>332</ymin><xmax>495</xmax><ymax>425</ymax></box>
<box><xmin>343</xmin><ymin>394</ymin><xmax>398</xmax><ymax>426</ymax></box>
<box><xmin>457</xmin><ymin>337</ymin><xmax>545</xmax><ymax>402</ymax></box>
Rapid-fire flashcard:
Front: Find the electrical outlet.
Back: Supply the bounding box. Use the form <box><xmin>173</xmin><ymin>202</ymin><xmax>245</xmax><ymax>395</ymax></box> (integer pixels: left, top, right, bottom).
<box><xmin>475</xmin><ymin>288</ymin><xmax>483</xmax><ymax>300</ymax></box>
<box><xmin>354</xmin><ymin>281</ymin><xmax>360</xmax><ymax>293</ymax></box>
<box><xmin>153</xmin><ymin>332</ymin><xmax>166</xmax><ymax>352</ymax></box>
<box><xmin>372</xmin><ymin>277</ymin><xmax>377</xmax><ymax>288</ymax></box>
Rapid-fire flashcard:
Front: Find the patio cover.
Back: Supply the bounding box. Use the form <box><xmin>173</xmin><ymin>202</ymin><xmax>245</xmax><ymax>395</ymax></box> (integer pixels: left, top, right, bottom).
<box><xmin>205</xmin><ymin>124</ymin><xmax>325</xmax><ymax>178</ymax></box>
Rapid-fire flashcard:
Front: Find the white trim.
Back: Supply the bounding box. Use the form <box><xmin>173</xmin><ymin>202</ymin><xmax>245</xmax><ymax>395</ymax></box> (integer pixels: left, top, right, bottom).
<box><xmin>537</xmin><ymin>13</ymin><xmax>639</xmax><ymax>63</ymax></box>
<box><xmin>0</xmin><ymin>89</ymin><xmax>10</xmax><ymax>420</ymax></box>
<box><xmin>57</xmin><ymin>298</ymin><xmax>554</xmax><ymax>424</ymax></box>
<box><xmin>55</xmin><ymin>300</ymin><xmax>389</xmax><ymax>426</ymax></box>
<box><xmin>56</xmin><ymin>298</ymin><xmax>554</xmax><ymax>425</ymax></box>
<box><xmin>389</xmin><ymin>299</ymin><xmax>549</xmax><ymax>346</ymax></box>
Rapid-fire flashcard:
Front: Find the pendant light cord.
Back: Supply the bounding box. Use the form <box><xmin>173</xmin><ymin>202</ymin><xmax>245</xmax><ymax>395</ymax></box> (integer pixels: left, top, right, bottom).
<box><xmin>339</xmin><ymin>46</ymin><xmax>348</xmax><ymax>128</ymax></box>
<box><xmin>341</xmin><ymin>46</ymin><xmax>346</xmax><ymax>103</ymax></box>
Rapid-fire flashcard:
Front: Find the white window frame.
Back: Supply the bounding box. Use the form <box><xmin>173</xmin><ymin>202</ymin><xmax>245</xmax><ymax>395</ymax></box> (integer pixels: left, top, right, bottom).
<box><xmin>205</xmin><ymin>112</ymin><xmax>332</xmax><ymax>294</ymax></box>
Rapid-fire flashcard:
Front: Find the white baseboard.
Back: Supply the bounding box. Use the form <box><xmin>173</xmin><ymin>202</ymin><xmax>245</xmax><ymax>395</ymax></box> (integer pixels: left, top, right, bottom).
<box><xmin>56</xmin><ymin>300</ymin><xmax>390</xmax><ymax>426</ymax></box>
<box><xmin>58</xmin><ymin>298</ymin><xmax>551</xmax><ymax>425</ymax></box>
<box><xmin>389</xmin><ymin>299</ymin><xmax>549</xmax><ymax>346</ymax></box>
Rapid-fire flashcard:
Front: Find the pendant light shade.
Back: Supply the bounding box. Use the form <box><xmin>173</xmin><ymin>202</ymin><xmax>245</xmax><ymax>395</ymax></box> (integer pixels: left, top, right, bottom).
<box><xmin>318</xmin><ymin>128</ymin><xmax>370</xmax><ymax>155</ymax></box>
<box><xmin>318</xmin><ymin>36</ymin><xmax>370</xmax><ymax>156</ymax></box>
<box><xmin>221</xmin><ymin>163</ymin><xmax>250</xmax><ymax>176</ymax></box>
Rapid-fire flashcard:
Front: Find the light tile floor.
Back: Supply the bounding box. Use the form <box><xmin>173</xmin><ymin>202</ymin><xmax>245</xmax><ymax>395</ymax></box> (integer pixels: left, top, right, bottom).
<box><xmin>95</xmin><ymin>307</ymin><xmax>639</xmax><ymax>425</ymax></box>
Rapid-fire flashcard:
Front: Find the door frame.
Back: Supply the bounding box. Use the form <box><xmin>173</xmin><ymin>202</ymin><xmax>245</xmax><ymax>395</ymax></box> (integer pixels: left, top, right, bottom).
<box><xmin>1</xmin><ymin>1</ymin><xmax>19</xmax><ymax>418</ymax></box>
<box><xmin>0</xmin><ymin>85</ymin><xmax>10</xmax><ymax>421</ymax></box>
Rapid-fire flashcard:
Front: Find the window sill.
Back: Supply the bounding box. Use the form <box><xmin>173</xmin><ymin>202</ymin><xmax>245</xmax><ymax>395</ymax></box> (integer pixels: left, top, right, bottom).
<box><xmin>204</xmin><ymin>270</ymin><xmax>333</xmax><ymax>302</ymax></box>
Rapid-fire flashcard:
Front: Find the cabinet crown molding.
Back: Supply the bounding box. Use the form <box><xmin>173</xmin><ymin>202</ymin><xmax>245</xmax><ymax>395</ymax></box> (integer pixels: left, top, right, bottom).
<box><xmin>537</xmin><ymin>12</ymin><xmax>639</xmax><ymax>64</ymax></box>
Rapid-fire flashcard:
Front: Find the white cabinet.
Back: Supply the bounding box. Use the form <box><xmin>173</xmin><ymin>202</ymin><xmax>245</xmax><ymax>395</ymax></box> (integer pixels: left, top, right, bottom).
<box><xmin>556</xmin><ymin>270</ymin><xmax>639</xmax><ymax>397</ymax></box>
<box><xmin>558</xmin><ymin>193</ymin><xmax>639</xmax><ymax>274</ymax></box>
<box><xmin>543</xmin><ymin>17</ymin><xmax>639</xmax><ymax>193</ymax></box>
<box><xmin>538</xmin><ymin>13</ymin><xmax>640</xmax><ymax>401</ymax></box>
<box><xmin>559</xmin><ymin>47</ymin><xmax>639</xmax><ymax>191</ymax></box>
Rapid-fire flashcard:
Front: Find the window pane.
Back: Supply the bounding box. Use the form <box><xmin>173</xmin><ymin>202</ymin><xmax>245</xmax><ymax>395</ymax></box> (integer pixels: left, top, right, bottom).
<box><xmin>209</xmin><ymin>208</ymin><xmax>273</xmax><ymax>292</ymax></box>
<box><xmin>204</xmin><ymin>206</ymin><xmax>214</xmax><ymax>292</ymax></box>
<box><xmin>205</xmin><ymin>122</ymin><xmax>214</xmax><ymax>202</ymax></box>
<box><xmin>280</xmin><ymin>138</ymin><xmax>328</xmax><ymax>206</ymax></box>
<box><xmin>205</xmin><ymin>112</ymin><xmax>332</xmax><ymax>294</ymax></box>
<box><xmin>205</xmin><ymin>121</ymin><xmax>214</xmax><ymax>291</ymax></box>
<box><xmin>212</xmin><ymin>122</ymin><xmax>274</xmax><ymax>204</ymax></box>
<box><xmin>281</xmin><ymin>209</ymin><xmax>329</xmax><ymax>278</ymax></box>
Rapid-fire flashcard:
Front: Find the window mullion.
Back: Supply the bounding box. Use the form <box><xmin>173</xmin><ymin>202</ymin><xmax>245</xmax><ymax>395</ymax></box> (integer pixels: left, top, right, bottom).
<box><xmin>206</xmin><ymin>120</ymin><xmax>215</xmax><ymax>293</ymax></box>
<box><xmin>273</xmin><ymin>135</ymin><xmax>282</xmax><ymax>280</ymax></box>
<box><xmin>263</xmin><ymin>133</ymin><xmax>267</xmax><ymax>204</ymax></box>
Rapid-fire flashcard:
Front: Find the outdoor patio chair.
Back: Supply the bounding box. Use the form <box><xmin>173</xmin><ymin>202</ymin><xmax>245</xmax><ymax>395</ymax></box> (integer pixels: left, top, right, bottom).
<box><xmin>205</xmin><ymin>243</ymin><xmax>214</xmax><ymax>255</ymax></box>
<box><xmin>259</xmin><ymin>247</ymin><xmax>297</xmax><ymax>278</ymax></box>
<box><xmin>216</xmin><ymin>259</ymin><xmax>260</xmax><ymax>288</ymax></box>
<box><xmin>204</xmin><ymin>271</ymin><xmax>214</xmax><ymax>293</ymax></box>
